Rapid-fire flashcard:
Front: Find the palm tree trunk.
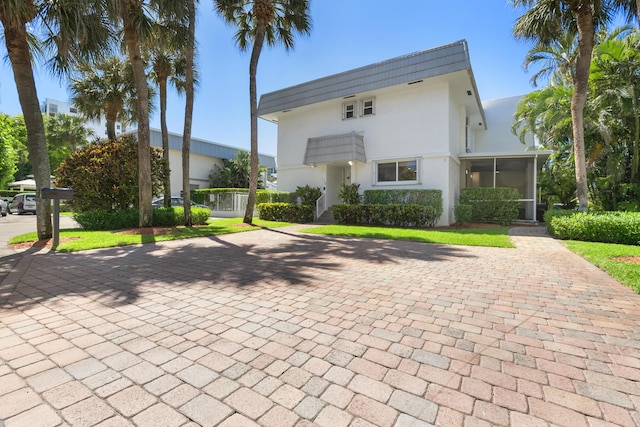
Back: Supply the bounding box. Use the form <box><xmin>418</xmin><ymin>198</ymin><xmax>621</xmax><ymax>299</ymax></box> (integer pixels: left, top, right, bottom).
<box><xmin>159</xmin><ymin>77</ymin><xmax>171</xmax><ymax>207</ymax></box>
<box><xmin>123</xmin><ymin>3</ymin><xmax>152</xmax><ymax>227</ymax></box>
<box><xmin>105</xmin><ymin>110</ymin><xmax>118</xmax><ymax>140</ymax></box>
<box><xmin>572</xmin><ymin>5</ymin><xmax>595</xmax><ymax>212</ymax></box>
<box><xmin>243</xmin><ymin>24</ymin><xmax>266</xmax><ymax>225</ymax></box>
<box><xmin>182</xmin><ymin>0</ymin><xmax>196</xmax><ymax>227</ymax></box>
<box><xmin>3</xmin><ymin>18</ymin><xmax>52</xmax><ymax>240</ymax></box>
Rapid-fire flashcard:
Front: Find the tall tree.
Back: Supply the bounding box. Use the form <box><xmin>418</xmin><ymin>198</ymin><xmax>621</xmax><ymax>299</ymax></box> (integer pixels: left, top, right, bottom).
<box><xmin>148</xmin><ymin>18</ymin><xmax>190</xmax><ymax>208</ymax></box>
<box><xmin>0</xmin><ymin>0</ymin><xmax>110</xmax><ymax>240</ymax></box>
<box><xmin>69</xmin><ymin>56</ymin><xmax>138</xmax><ymax>141</ymax></box>
<box><xmin>181</xmin><ymin>0</ymin><xmax>197</xmax><ymax>227</ymax></box>
<box><xmin>512</xmin><ymin>0</ymin><xmax>635</xmax><ymax>211</ymax></box>
<box><xmin>215</xmin><ymin>0</ymin><xmax>311</xmax><ymax>224</ymax></box>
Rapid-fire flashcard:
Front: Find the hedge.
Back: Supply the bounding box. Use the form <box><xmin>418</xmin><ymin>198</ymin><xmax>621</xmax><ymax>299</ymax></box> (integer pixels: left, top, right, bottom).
<box><xmin>257</xmin><ymin>203</ymin><xmax>314</xmax><ymax>223</ymax></box>
<box><xmin>332</xmin><ymin>204</ymin><xmax>440</xmax><ymax>228</ymax></box>
<box><xmin>544</xmin><ymin>210</ymin><xmax>640</xmax><ymax>245</ymax></box>
<box><xmin>74</xmin><ymin>207</ymin><xmax>210</xmax><ymax>231</ymax></box>
<box><xmin>459</xmin><ymin>187</ymin><xmax>520</xmax><ymax>225</ymax></box>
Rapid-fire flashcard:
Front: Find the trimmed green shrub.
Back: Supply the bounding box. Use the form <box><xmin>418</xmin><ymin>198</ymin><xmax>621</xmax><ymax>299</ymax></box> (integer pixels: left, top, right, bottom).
<box><xmin>257</xmin><ymin>203</ymin><xmax>314</xmax><ymax>223</ymax></box>
<box><xmin>332</xmin><ymin>204</ymin><xmax>440</xmax><ymax>228</ymax></box>
<box><xmin>546</xmin><ymin>210</ymin><xmax>640</xmax><ymax>245</ymax></box>
<box><xmin>294</xmin><ymin>185</ymin><xmax>322</xmax><ymax>206</ymax></box>
<box><xmin>362</xmin><ymin>189</ymin><xmax>443</xmax><ymax>222</ymax></box>
<box><xmin>454</xmin><ymin>204</ymin><xmax>473</xmax><ymax>225</ymax></box>
<box><xmin>74</xmin><ymin>207</ymin><xmax>209</xmax><ymax>230</ymax></box>
<box><xmin>459</xmin><ymin>187</ymin><xmax>520</xmax><ymax>225</ymax></box>
<box><xmin>74</xmin><ymin>209</ymin><xmax>138</xmax><ymax>230</ymax></box>
<box><xmin>339</xmin><ymin>183</ymin><xmax>362</xmax><ymax>204</ymax></box>
<box><xmin>56</xmin><ymin>135</ymin><xmax>167</xmax><ymax>212</ymax></box>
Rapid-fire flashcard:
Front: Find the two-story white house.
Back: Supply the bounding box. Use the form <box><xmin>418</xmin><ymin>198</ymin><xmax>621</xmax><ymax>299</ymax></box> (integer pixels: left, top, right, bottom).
<box><xmin>258</xmin><ymin>40</ymin><xmax>552</xmax><ymax>225</ymax></box>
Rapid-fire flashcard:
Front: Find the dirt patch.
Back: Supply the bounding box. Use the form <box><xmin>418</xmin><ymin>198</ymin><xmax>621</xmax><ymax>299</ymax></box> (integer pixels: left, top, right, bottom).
<box><xmin>612</xmin><ymin>256</ymin><xmax>640</xmax><ymax>264</ymax></box>
<box><xmin>9</xmin><ymin>237</ymin><xmax>80</xmax><ymax>251</ymax></box>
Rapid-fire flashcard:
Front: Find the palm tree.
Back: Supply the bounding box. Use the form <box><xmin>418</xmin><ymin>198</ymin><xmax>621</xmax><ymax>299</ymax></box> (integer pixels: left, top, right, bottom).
<box><xmin>106</xmin><ymin>1</ymin><xmax>188</xmax><ymax>227</ymax></box>
<box><xmin>69</xmin><ymin>56</ymin><xmax>138</xmax><ymax>141</ymax></box>
<box><xmin>512</xmin><ymin>0</ymin><xmax>635</xmax><ymax>211</ymax></box>
<box><xmin>0</xmin><ymin>0</ymin><xmax>111</xmax><ymax>240</ymax></box>
<box><xmin>148</xmin><ymin>23</ymin><xmax>188</xmax><ymax>208</ymax></box>
<box><xmin>181</xmin><ymin>0</ymin><xmax>197</xmax><ymax>227</ymax></box>
<box><xmin>215</xmin><ymin>0</ymin><xmax>311</xmax><ymax>225</ymax></box>
<box><xmin>523</xmin><ymin>31</ymin><xmax>578</xmax><ymax>87</ymax></box>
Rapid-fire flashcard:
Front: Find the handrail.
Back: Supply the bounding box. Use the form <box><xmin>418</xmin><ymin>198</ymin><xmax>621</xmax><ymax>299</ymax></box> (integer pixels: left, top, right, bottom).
<box><xmin>315</xmin><ymin>192</ymin><xmax>327</xmax><ymax>221</ymax></box>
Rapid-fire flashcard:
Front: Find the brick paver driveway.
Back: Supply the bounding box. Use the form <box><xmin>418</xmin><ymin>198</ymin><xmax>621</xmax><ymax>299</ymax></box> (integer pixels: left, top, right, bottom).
<box><xmin>1</xmin><ymin>226</ymin><xmax>639</xmax><ymax>426</ymax></box>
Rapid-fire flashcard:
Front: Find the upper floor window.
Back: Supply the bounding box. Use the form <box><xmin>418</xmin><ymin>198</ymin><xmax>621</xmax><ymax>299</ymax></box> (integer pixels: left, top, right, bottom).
<box><xmin>343</xmin><ymin>102</ymin><xmax>356</xmax><ymax>120</ymax></box>
<box><xmin>69</xmin><ymin>107</ymin><xmax>78</xmax><ymax>114</ymax></box>
<box><xmin>376</xmin><ymin>159</ymin><xmax>418</xmax><ymax>183</ymax></box>
<box><xmin>361</xmin><ymin>98</ymin><xmax>375</xmax><ymax>116</ymax></box>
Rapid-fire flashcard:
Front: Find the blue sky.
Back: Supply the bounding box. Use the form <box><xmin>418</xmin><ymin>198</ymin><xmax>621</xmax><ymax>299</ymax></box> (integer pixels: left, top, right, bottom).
<box><xmin>0</xmin><ymin>1</ymin><xmax>536</xmax><ymax>157</ymax></box>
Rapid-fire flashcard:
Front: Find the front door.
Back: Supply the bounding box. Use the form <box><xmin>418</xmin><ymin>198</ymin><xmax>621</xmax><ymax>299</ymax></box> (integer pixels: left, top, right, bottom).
<box><xmin>326</xmin><ymin>165</ymin><xmax>351</xmax><ymax>207</ymax></box>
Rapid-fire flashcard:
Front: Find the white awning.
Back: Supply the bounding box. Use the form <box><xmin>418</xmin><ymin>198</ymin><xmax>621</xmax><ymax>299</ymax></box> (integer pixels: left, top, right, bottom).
<box><xmin>304</xmin><ymin>132</ymin><xmax>366</xmax><ymax>165</ymax></box>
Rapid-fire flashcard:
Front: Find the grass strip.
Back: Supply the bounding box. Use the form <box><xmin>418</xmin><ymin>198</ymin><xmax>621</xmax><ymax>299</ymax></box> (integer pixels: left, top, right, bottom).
<box><xmin>9</xmin><ymin>218</ymin><xmax>291</xmax><ymax>252</ymax></box>
<box><xmin>564</xmin><ymin>240</ymin><xmax>640</xmax><ymax>294</ymax></box>
<box><xmin>302</xmin><ymin>224</ymin><xmax>514</xmax><ymax>248</ymax></box>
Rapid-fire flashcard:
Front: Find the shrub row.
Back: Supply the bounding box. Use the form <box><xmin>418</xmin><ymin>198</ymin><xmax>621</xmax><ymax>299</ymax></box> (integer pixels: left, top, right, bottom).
<box><xmin>257</xmin><ymin>203</ymin><xmax>314</xmax><ymax>223</ymax></box>
<box><xmin>364</xmin><ymin>188</ymin><xmax>442</xmax><ymax>207</ymax></box>
<box><xmin>332</xmin><ymin>204</ymin><xmax>440</xmax><ymax>228</ymax></box>
<box><xmin>459</xmin><ymin>187</ymin><xmax>520</xmax><ymax>225</ymax></box>
<box><xmin>544</xmin><ymin>210</ymin><xmax>640</xmax><ymax>245</ymax></box>
<box><xmin>74</xmin><ymin>207</ymin><xmax>210</xmax><ymax>231</ymax></box>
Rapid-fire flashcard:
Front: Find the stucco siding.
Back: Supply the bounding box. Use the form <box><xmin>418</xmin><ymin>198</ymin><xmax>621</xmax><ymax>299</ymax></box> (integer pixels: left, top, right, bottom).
<box><xmin>166</xmin><ymin>150</ymin><xmax>222</xmax><ymax>196</ymax></box>
<box><xmin>474</xmin><ymin>96</ymin><xmax>533</xmax><ymax>153</ymax></box>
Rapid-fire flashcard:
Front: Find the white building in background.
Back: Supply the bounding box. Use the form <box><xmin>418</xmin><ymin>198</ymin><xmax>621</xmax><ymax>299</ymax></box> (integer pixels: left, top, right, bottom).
<box><xmin>136</xmin><ymin>129</ymin><xmax>276</xmax><ymax>195</ymax></box>
<box><xmin>41</xmin><ymin>98</ymin><xmax>128</xmax><ymax>138</ymax></box>
<box><xmin>259</xmin><ymin>40</ymin><xmax>553</xmax><ymax>225</ymax></box>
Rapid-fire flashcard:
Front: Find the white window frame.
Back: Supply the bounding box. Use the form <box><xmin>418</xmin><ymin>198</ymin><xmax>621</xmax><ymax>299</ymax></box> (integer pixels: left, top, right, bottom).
<box><xmin>342</xmin><ymin>101</ymin><xmax>356</xmax><ymax>120</ymax></box>
<box><xmin>374</xmin><ymin>158</ymin><xmax>419</xmax><ymax>185</ymax></box>
<box><xmin>361</xmin><ymin>97</ymin><xmax>375</xmax><ymax>117</ymax></box>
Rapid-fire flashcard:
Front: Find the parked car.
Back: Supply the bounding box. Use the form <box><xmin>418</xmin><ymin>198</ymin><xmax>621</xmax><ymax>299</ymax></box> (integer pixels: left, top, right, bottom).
<box><xmin>8</xmin><ymin>193</ymin><xmax>37</xmax><ymax>215</ymax></box>
<box><xmin>0</xmin><ymin>199</ymin><xmax>7</xmax><ymax>217</ymax></box>
<box><xmin>151</xmin><ymin>197</ymin><xmax>211</xmax><ymax>211</ymax></box>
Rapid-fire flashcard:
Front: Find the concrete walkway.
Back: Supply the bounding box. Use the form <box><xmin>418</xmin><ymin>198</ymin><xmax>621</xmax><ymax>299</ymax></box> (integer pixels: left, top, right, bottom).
<box><xmin>0</xmin><ymin>226</ymin><xmax>639</xmax><ymax>426</ymax></box>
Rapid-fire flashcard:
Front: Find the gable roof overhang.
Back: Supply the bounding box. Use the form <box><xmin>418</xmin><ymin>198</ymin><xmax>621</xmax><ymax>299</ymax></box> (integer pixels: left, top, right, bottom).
<box><xmin>258</xmin><ymin>40</ymin><xmax>486</xmax><ymax>129</ymax></box>
<box><xmin>304</xmin><ymin>132</ymin><xmax>366</xmax><ymax>165</ymax></box>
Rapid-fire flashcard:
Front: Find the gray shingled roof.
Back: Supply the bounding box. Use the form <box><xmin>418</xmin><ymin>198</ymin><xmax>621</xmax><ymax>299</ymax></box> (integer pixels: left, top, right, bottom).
<box><xmin>147</xmin><ymin>129</ymin><xmax>276</xmax><ymax>168</ymax></box>
<box><xmin>304</xmin><ymin>132</ymin><xmax>366</xmax><ymax>165</ymax></box>
<box><xmin>259</xmin><ymin>40</ymin><xmax>474</xmax><ymax>116</ymax></box>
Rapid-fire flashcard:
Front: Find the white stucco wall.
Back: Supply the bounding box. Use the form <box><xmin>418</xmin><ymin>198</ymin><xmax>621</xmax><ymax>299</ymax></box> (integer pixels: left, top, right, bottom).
<box><xmin>166</xmin><ymin>150</ymin><xmax>222</xmax><ymax>196</ymax></box>
<box><xmin>474</xmin><ymin>95</ymin><xmax>533</xmax><ymax>153</ymax></box>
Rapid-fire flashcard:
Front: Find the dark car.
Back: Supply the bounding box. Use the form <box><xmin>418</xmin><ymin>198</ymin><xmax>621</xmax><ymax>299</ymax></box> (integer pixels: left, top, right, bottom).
<box><xmin>0</xmin><ymin>199</ymin><xmax>7</xmax><ymax>217</ymax></box>
<box><xmin>152</xmin><ymin>197</ymin><xmax>211</xmax><ymax>212</ymax></box>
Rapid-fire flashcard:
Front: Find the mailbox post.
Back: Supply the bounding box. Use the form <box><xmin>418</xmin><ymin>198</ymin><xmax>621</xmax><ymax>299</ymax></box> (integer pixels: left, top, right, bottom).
<box><xmin>41</xmin><ymin>188</ymin><xmax>74</xmax><ymax>248</ymax></box>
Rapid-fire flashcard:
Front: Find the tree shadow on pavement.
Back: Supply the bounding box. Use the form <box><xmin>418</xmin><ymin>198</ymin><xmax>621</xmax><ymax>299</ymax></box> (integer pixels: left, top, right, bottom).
<box><xmin>0</xmin><ymin>227</ymin><xmax>476</xmax><ymax>311</ymax></box>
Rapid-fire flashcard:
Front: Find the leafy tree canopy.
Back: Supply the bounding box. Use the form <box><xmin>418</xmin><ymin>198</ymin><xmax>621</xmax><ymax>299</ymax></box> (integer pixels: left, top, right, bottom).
<box><xmin>55</xmin><ymin>135</ymin><xmax>167</xmax><ymax>212</ymax></box>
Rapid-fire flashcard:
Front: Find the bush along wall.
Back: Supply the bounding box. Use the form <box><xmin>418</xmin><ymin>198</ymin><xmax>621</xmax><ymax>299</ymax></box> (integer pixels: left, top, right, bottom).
<box><xmin>257</xmin><ymin>203</ymin><xmax>314</xmax><ymax>223</ymax></box>
<box><xmin>459</xmin><ymin>187</ymin><xmax>520</xmax><ymax>225</ymax></box>
<box><xmin>544</xmin><ymin>210</ymin><xmax>640</xmax><ymax>245</ymax></box>
<box><xmin>332</xmin><ymin>189</ymin><xmax>443</xmax><ymax>228</ymax></box>
<box><xmin>74</xmin><ymin>207</ymin><xmax>210</xmax><ymax>231</ymax></box>
<box><xmin>333</xmin><ymin>204</ymin><xmax>440</xmax><ymax>228</ymax></box>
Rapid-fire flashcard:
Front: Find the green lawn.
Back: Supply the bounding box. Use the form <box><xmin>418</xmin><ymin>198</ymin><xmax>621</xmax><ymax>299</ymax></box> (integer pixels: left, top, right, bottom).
<box><xmin>302</xmin><ymin>224</ymin><xmax>514</xmax><ymax>248</ymax></box>
<box><xmin>9</xmin><ymin>218</ymin><xmax>291</xmax><ymax>252</ymax></box>
<box><xmin>564</xmin><ymin>240</ymin><xmax>640</xmax><ymax>294</ymax></box>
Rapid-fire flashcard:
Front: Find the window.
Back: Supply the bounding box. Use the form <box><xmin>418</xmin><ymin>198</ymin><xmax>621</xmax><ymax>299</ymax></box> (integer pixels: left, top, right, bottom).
<box><xmin>70</xmin><ymin>107</ymin><xmax>78</xmax><ymax>114</ymax></box>
<box><xmin>376</xmin><ymin>159</ymin><xmax>418</xmax><ymax>183</ymax></box>
<box><xmin>361</xmin><ymin>98</ymin><xmax>375</xmax><ymax>116</ymax></box>
<box><xmin>343</xmin><ymin>102</ymin><xmax>356</xmax><ymax>120</ymax></box>
<box><xmin>48</xmin><ymin>103</ymin><xmax>58</xmax><ymax>117</ymax></box>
